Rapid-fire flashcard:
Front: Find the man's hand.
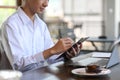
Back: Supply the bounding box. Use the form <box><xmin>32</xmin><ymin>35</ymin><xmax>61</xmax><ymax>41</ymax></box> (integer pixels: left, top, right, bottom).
<box><xmin>50</xmin><ymin>37</ymin><xmax>74</xmax><ymax>55</ymax></box>
<box><xmin>65</xmin><ymin>43</ymin><xmax>82</xmax><ymax>59</ymax></box>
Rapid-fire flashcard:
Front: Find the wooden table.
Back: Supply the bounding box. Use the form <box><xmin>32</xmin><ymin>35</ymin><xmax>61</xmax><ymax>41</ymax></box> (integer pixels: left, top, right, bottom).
<box><xmin>21</xmin><ymin>61</ymin><xmax>120</xmax><ymax>80</ymax></box>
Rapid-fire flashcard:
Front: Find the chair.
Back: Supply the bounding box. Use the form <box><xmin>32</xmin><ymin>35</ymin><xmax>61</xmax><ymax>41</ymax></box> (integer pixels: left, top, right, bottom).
<box><xmin>0</xmin><ymin>27</ymin><xmax>12</xmax><ymax>69</ymax></box>
<box><xmin>58</xmin><ymin>28</ymin><xmax>76</xmax><ymax>41</ymax></box>
<box><xmin>0</xmin><ymin>40</ymin><xmax>12</xmax><ymax>69</ymax></box>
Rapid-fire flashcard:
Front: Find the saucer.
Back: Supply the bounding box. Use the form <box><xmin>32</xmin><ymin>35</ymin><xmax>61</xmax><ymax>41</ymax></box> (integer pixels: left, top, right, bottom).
<box><xmin>71</xmin><ymin>68</ymin><xmax>111</xmax><ymax>76</ymax></box>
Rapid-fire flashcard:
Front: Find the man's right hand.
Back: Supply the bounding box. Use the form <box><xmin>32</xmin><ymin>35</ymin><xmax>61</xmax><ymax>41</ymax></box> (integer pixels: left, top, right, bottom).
<box><xmin>50</xmin><ymin>37</ymin><xmax>74</xmax><ymax>55</ymax></box>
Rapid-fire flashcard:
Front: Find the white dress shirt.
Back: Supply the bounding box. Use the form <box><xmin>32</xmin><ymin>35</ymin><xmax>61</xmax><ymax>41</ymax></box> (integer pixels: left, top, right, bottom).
<box><xmin>1</xmin><ymin>7</ymin><xmax>60</xmax><ymax>72</ymax></box>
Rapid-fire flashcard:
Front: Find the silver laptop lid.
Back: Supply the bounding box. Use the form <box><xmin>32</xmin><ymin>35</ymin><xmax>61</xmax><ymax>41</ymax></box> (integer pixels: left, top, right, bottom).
<box><xmin>106</xmin><ymin>44</ymin><xmax>120</xmax><ymax>68</ymax></box>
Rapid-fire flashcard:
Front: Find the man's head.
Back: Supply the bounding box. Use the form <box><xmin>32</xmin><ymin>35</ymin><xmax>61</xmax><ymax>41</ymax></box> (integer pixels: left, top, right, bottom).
<box><xmin>21</xmin><ymin>0</ymin><xmax>49</xmax><ymax>14</ymax></box>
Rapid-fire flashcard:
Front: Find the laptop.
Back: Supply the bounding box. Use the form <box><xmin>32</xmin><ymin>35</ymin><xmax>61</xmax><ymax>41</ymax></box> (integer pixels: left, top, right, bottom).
<box><xmin>67</xmin><ymin>40</ymin><xmax>120</xmax><ymax>69</ymax></box>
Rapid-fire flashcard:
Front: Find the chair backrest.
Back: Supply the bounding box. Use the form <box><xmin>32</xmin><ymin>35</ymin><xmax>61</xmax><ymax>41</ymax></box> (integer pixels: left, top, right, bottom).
<box><xmin>0</xmin><ymin>27</ymin><xmax>13</xmax><ymax>70</ymax></box>
<box><xmin>0</xmin><ymin>40</ymin><xmax>12</xmax><ymax>69</ymax></box>
<box><xmin>58</xmin><ymin>28</ymin><xmax>76</xmax><ymax>41</ymax></box>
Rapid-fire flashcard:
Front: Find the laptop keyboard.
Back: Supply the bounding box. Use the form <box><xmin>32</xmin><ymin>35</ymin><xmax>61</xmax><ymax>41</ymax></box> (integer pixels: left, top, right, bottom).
<box><xmin>94</xmin><ymin>59</ymin><xmax>108</xmax><ymax>66</ymax></box>
<box><xmin>77</xmin><ymin>57</ymin><xmax>108</xmax><ymax>66</ymax></box>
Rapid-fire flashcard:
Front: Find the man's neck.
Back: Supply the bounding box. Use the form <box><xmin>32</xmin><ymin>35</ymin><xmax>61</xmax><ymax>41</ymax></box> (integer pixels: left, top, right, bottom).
<box><xmin>21</xmin><ymin>7</ymin><xmax>35</xmax><ymax>22</ymax></box>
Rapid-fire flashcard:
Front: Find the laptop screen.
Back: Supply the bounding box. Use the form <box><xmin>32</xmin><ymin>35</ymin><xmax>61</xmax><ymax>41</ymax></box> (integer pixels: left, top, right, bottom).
<box><xmin>106</xmin><ymin>44</ymin><xmax>120</xmax><ymax>68</ymax></box>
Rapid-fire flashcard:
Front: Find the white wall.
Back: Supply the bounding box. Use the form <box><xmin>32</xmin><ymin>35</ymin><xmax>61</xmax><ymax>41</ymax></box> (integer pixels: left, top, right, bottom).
<box><xmin>115</xmin><ymin>0</ymin><xmax>120</xmax><ymax>37</ymax></box>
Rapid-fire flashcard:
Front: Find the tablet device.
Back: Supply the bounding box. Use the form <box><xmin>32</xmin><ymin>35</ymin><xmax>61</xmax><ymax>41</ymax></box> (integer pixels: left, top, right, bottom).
<box><xmin>55</xmin><ymin>37</ymin><xmax>89</xmax><ymax>61</ymax></box>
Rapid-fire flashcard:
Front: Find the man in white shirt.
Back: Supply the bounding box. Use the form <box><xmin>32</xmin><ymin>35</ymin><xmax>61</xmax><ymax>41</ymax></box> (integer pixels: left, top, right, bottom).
<box><xmin>1</xmin><ymin>0</ymin><xmax>81</xmax><ymax>72</ymax></box>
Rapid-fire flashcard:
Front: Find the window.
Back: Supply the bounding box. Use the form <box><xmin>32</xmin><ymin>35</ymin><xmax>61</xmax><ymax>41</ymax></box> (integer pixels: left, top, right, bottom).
<box><xmin>0</xmin><ymin>0</ymin><xmax>16</xmax><ymax>26</ymax></box>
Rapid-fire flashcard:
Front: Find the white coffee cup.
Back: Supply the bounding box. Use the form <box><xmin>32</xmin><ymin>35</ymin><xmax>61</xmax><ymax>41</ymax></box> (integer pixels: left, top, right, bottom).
<box><xmin>0</xmin><ymin>70</ymin><xmax>22</xmax><ymax>80</ymax></box>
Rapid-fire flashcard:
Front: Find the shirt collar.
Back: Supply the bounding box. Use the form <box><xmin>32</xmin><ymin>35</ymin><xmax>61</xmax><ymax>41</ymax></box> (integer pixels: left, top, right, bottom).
<box><xmin>17</xmin><ymin>7</ymin><xmax>36</xmax><ymax>25</ymax></box>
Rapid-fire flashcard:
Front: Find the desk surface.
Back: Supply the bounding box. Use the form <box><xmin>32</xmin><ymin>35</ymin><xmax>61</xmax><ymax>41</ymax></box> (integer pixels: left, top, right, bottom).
<box><xmin>21</xmin><ymin>61</ymin><xmax>120</xmax><ymax>80</ymax></box>
<box><xmin>87</xmin><ymin>37</ymin><xmax>115</xmax><ymax>42</ymax></box>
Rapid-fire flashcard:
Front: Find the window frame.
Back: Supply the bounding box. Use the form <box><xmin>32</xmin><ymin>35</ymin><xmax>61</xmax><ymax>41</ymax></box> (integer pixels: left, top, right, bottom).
<box><xmin>0</xmin><ymin>5</ymin><xmax>16</xmax><ymax>9</ymax></box>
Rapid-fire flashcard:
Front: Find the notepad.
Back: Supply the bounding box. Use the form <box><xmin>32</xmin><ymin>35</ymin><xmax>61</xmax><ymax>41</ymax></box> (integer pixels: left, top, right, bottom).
<box><xmin>91</xmin><ymin>52</ymin><xmax>111</xmax><ymax>58</ymax></box>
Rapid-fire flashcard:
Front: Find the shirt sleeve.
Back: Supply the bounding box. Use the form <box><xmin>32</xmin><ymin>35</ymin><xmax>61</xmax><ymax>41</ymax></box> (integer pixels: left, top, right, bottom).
<box><xmin>2</xmin><ymin>22</ymin><xmax>47</xmax><ymax>71</ymax></box>
<box><xmin>42</xmin><ymin>24</ymin><xmax>63</xmax><ymax>64</ymax></box>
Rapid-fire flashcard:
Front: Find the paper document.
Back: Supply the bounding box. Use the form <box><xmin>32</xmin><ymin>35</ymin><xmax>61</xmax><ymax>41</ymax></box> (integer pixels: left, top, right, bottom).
<box><xmin>91</xmin><ymin>52</ymin><xmax>111</xmax><ymax>58</ymax></box>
